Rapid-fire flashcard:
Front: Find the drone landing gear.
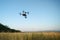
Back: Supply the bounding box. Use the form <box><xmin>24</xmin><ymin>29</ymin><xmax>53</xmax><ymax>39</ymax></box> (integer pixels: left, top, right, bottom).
<box><xmin>25</xmin><ymin>16</ymin><xmax>27</xmax><ymax>19</ymax></box>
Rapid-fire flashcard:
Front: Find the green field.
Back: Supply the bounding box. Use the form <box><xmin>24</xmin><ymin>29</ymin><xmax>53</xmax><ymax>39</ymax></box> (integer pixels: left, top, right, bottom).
<box><xmin>0</xmin><ymin>32</ymin><xmax>60</xmax><ymax>40</ymax></box>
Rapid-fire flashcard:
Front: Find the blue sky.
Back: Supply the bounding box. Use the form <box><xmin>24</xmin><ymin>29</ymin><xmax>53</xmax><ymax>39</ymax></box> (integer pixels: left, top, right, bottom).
<box><xmin>0</xmin><ymin>0</ymin><xmax>60</xmax><ymax>31</ymax></box>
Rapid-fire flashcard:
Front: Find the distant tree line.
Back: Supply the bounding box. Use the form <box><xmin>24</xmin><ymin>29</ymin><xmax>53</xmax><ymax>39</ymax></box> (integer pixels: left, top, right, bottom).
<box><xmin>0</xmin><ymin>23</ymin><xmax>21</xmax><ymax>32</ymax></box>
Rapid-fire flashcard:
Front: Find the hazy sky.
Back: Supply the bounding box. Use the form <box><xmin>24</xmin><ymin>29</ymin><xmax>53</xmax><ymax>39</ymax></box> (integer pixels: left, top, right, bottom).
<box><xmin>0</xmin><ymin>0</ymin><xmax>60</xmax><ymax>32</ymax></box>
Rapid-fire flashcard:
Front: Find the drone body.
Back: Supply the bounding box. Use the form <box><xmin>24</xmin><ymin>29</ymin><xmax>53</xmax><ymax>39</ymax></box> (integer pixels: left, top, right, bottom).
<box><xmin>20</xmin><ymin>11</ymin><xmax>29</xmax><ymax>19</ymax></box>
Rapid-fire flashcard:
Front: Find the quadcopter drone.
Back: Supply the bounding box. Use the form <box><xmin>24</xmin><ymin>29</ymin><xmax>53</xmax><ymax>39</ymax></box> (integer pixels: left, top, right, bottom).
<box><xmin>20</xmin><ymin>11</ymin><xmax>29</xmax><ymax>19</ymax></box>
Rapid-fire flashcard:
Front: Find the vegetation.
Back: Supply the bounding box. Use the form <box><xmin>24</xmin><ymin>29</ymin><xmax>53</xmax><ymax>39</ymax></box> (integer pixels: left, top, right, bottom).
<box><xmin>0</xmin><ymin>32</ymin><xmax>60</xmax><ymax>40</ymax></box>
<box><xmin>0</xmin><ymin>23</ymin><xmax>21</xmax><ymax>32</ymax></box>
<box><xmin>0</xmin><ymin>23</ymin><xmax>60</xmax><ymax>40</ymax></box>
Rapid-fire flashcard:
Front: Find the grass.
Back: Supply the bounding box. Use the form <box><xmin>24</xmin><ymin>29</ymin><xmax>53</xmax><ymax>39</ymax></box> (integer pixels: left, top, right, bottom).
<box><xmin>0</xmin><ymin>32</ymin><xmax>60</xmax><ymax>40</ymax></box>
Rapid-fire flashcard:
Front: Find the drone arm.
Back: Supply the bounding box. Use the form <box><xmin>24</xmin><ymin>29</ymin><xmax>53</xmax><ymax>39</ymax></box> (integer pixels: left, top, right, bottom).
<box><xmin>27</xmin><ymin>12</ymin><xmax>29</xmax><ymax>14</ymax></box>
<box><xmin>20</xmin><ymin>13</ymin><xmax>22</xmax><ymax>15</ymax></box>
<box><xmin>25</xmin><ymin>12</ymin><xmax>29</xmax><ymax>14</ymax></box>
